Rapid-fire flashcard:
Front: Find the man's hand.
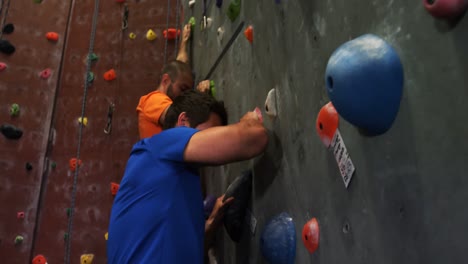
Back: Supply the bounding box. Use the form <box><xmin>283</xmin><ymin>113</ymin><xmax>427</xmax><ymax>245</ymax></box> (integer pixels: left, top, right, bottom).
<box><xmin>240</xmin><ymin>108</ymin><xmax>264</xmax><ymax>127</ymax></box>
<box><xmin>182</xmin><ymin>23</ymin><xmax>191</xmax><ymax>43</ymax></box>
<box><xmin>205</xmin><ymin>195</ymin><xmax>234</xmax><ymax>233</ymax></box>
<box><xmin>196</xmin><ymin>80</ymin><xmax>211</xmax><ymax>93</ymax></box>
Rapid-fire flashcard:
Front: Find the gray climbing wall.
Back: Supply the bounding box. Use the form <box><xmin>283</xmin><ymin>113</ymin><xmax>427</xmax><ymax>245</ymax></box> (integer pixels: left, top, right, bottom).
<box><xmin>189</xmin><ymin>0</ymin><xmax>468</xmax><ymax>263</ymax></box>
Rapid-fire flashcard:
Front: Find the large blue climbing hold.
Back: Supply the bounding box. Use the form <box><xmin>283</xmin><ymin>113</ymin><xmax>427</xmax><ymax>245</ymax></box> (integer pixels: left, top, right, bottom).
<box><xmin>260</xmin><ymin>212</ymin><xmax>296</xmax><ymax>264</ymax></box>
<box><xmin>325</xmin><ymin>34</ymin><xmax>404</xmax><ymax>135</ymax></box>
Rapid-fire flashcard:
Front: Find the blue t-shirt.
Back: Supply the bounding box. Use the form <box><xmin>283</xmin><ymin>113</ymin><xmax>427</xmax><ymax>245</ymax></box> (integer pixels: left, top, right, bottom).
<box><xmin>107</xmin><ymin>127</ymin><xmax>204</xmax><ymax>264</ymax></box>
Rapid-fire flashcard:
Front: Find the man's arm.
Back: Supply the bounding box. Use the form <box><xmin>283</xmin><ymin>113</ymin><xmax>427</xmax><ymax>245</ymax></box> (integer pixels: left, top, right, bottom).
<box><xmin>184</xmin><ymin>110</ymin><xmax>268</xmax><ymax>165</ymax></box>
<box><xmin>176</xmin><ymin>24</ymin><xmax>191</xmax><ymax>63</ymax></box>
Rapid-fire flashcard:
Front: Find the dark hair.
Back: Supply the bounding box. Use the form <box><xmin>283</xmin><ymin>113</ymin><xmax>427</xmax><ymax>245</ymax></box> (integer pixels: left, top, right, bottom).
<box><xmin>160</xmin><ymin>60</ymin><xmax>192</xmax><ymax>83</ymax></box>
<box><xmin>163</xmin><ymin>90</ymin><xmax>228</xmax><ymax>130</ymax></box>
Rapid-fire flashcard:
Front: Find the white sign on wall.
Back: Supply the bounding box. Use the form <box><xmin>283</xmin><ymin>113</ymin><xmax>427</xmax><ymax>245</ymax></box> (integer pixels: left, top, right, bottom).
<box><xmin>330</xmin><ymin>130</ymin><xmax>355</xmax><ymax>188</ymax></box>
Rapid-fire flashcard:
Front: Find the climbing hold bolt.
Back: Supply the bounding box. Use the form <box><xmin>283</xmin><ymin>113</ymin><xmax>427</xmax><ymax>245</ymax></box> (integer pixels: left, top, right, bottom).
<box><xmin>10</xmin><ymin>103</ymin><xmax>20</xmax><ymax>117</ymax></box>
<box><xmin>0</xmin><ymin>62</ymin><xmax>7</xmax><ymax>72</ymax></box>
<box><xmin>15</xmin><ymin>235</ymin><xmax>24</xmax><ymax>244</ymax></box>
<box><xmin>81</xmin><ymin>254</ymin><xmax>94</xmax><ymax>264</ymax></box>
<box><xmin>17</xmin><ymin>212</ymin><xmax>25</xmax><ymax>219</ymax></box>
<box><xmin>103</xmin><ymin>69</ymin><xmax>116</xmax><ymax>81</ymax></box>
<box><xmin>129</xmin><ymin>32</ymin><xmax>136</xmax><ymax>39</ymax></box>
<box><xmin>78</xmin><ymin>117</ymin><xmax>88</xmax><ymax>126</ymax></box>
<box><xmin>146</xmin><ymin>29</ymin><xmax>157</xmax><ymax>41</ymax></box>
<box><xmin>46</xmin><ymin>32</ymin><xmax>59</xmax><ymax>42</ymax></box>
<box><xmin>26</xmin><ymin>162</ymin><xmax>33</xmax><ymax>171</ymax></box>
<box><xmin>302</xmin><ymin>217</ymin><xmax>320</xmax><ymax>254</ymax></box>
<box><xmin>1</xmin><ymin>123</ymin><xmax>23</xmax><ymax>139</ymax></box>
<box><xmin>244</xmin><ymin>25</ymin><xmax>253</xmax><ymax>43</ymax></box>
<box><xmin>40</xmin><ymin>68</ymin><xmax>52</xmax><ymax>79</ymax></box>
<box><xmin>264</xmin><ymin>88</ymin><xmax>277</xmax><ymax>118</ymax></box>
<box><xmin>111</xmin><ymin>182</ymin><xmax>120</xmax><ymax>196</ymax></box>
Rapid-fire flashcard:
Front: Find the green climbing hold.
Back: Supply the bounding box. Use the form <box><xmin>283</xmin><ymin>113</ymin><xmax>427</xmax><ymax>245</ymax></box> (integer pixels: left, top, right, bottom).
<box><xmin>14</xmin><ymin>235</ymin><xmax>24</xmax><ymax>244</ymax></box>
<box><xmin>87</xmin><ymin>72</ymin><xmax>94</xmax><ymax>83</ymax></box>
<box><xmin>88</xmin><ymin>53</ymin><xmax>98</xmax><ymax>62</ymax></box>
<box><xmin>51</xmin><ymin>161</ymin><xmax>57</xmax><ymax>169</ymax></box>
<box><xmin>189</xmin><ymin>17</ymin><xmax>196</xmax><ymax>28</ymax></box>
<box><xmin>64</xmin><ymin>233</ymin><xmax>69</xmax><ymax>241</ymax></box>
<box><xmin>66</xmin><ymin>208</ymin><xmax>72</xmax><ymax>217</ymax></box>
<box><xmin>10</xmin><ymin>103</ymin><xmax>19</xmax><ymax>117</ymax></box>
<box><xmin>227</xmin><ymin>0</ymin><xmax>241</xmax><ymax>22</ymax></box>
<box><xmin>210</xmin><ymin>80</ymin><xmax>216</xmax><ymax>98</ymax></box>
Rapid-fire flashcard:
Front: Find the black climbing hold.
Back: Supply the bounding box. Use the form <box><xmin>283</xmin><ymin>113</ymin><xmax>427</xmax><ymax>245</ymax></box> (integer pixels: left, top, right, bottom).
<box><xmin>216</xmin><ymin>0</ymin><xmax>223</xmax><ymax>8</ymax></box>
<box><xmin>223</xmin><ymin>170</ymin><xmax>252</xmax><ymax>242</ymax></box>
<box><xmin>0</xmin><ymin>39</ymin><xmax>15</xmax><ymax>55</ymax></box>
<box><xmin>2</xmin><ymin>24</ymin><xmax>14</xmax><ymax>34</ymax></box>
<box><xmin>25</xmin><ymin>162</ymin><xmax>33</xmax><ymax>171</ymax></box>
<box><xmin>1</xmin><ymin>124</ymin><xmax>23</xmax><ymax>139</ymax></box>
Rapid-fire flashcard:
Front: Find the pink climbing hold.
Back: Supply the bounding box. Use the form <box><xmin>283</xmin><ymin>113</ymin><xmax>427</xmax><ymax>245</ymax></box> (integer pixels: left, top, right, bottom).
<box><xmin>0</xmin><ymin>62</ymin><xmax>6</xmax><ymax>72</ymax></box>
<box><xmin>40</xmin><ymin>68</ymin><xmax>52</xmax><ymax>79</ymax></box>
<box><xmin>17</xmin><ymin>212</ymin><xmax>25</xmax><ymax>219</ymax></box>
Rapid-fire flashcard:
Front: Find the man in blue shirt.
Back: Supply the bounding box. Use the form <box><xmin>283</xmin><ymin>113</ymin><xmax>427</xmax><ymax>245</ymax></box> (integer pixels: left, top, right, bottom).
<box><xmin>108</xmin><ymin>90</ymin><xmax>268</xmax><ymax>263</ymax></box>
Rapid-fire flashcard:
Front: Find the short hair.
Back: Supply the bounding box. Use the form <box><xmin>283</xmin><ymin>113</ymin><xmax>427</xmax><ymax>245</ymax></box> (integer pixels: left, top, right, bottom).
<box><xmin>160</xmin><ymin>60</ymin><xmax>192</xmax><ymax>83</ymax></box>
<box><xmin>163</xmin><ymin>90</ymin><xmax>228</xmax><ymax>130</ymax></box>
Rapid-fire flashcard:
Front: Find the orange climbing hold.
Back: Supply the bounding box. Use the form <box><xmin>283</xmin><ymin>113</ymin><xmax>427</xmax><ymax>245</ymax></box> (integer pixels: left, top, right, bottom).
<box><xmin>111</xmin><ymin>182</ymin><xmax>120</xmax><ymax>196</ymax></box>
<box><xmin>69</xmin><ymin>158</ymin><xmax>82</xmax><ymax>172</ymax></box>
<box><xmin>244</xmin><ymin>25</ymin><xmax>253</xmax><ymax>43</ymax></box>
<box><xmin>32</xmin><ymin>255</ymin><xmax>47</xmax><ymax>264</ymax></box>
<box><xmin>46</xmin><ymin>32</ymin><xmax>59</xmax><ymax>42</ymax></box>
<box><xmin>103</xmin><ymin>69</ymin><xmax>116</xmax><ymax>81</ymax></box>
<box><xmin>163</xmin><ymin>28</ymin><xmax>181</xmax><ymax>40</ymax></box>
<box><xmin>316</xmin><ymin>102</ymin><xmax>339</xmax><ymax>148</ymax></box>
<box><xmin>302</xmin><ymin>217</ymin><xmax>319</xmax><ymax>254</ymax></box>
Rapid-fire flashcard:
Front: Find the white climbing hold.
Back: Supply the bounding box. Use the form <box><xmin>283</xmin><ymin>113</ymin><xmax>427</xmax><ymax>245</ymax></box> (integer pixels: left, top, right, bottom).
<box><xmin>189</xmin><ymin>0</ymin><xmax>196</xmax><ymax>8</ymax></box>
<box><xmin>217</xmin><ymin>27</ymin><xmax>224</xmax><ymax>42</ymax></box>
<box><xmin>264</xmin><ymin>88</ymin><xmax>277</xmax><ymax>118</ymax></box>
<box><xmin>206</xmin><ymin>17</ymin><xmax>213</xmax><ymax>28</ymax></box>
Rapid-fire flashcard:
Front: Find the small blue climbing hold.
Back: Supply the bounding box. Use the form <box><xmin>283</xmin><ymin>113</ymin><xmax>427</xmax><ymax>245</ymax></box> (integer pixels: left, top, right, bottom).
<box><xmin>325</xmin><ymin>34</ymin><xmax>404</xmax><ymax>135</ymax></box>
<box><xmin>260</xmin><ymin>212</ymin><xmax>296</xmax><ymax>264</ymax></box>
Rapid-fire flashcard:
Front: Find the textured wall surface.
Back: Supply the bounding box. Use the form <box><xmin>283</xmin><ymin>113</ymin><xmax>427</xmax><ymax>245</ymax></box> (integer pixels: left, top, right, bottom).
<box><xmin>189</xmin><ymin>0</ymin><xmax>468</xmax><ymax>263</ymax></box>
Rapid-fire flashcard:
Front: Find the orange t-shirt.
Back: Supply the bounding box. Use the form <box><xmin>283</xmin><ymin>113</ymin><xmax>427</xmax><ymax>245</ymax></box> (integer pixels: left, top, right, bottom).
<box><xmin>136</xmin><ymin>91</ymin><xmax>172</xmax><ymax>139</ymax></box>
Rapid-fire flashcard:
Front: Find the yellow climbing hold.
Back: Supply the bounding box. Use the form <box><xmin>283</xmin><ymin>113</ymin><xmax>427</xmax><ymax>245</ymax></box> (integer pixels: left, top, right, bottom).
<box><xmin>105</xmin><ymin>232</ymin><xmax>108</xmax><ymax>240</ymax></box>
<box><xmin>78</xmin><ymin>117</ymin><xmax>88</xmax><ymax>126</ymax></box>
<box><xmin>146</xmin><ymin>29</ymin><xmax>157</xmax><ymax>41</ymax></box>
<box><xmin>129</xmin><ymin>32</ymin><xmax>136</xmax><ymax>39</ymax></box>
<box><xmin>80</xmin><ymin>254</ymin><xmax>94</xmax><ymax>264</ymax></box>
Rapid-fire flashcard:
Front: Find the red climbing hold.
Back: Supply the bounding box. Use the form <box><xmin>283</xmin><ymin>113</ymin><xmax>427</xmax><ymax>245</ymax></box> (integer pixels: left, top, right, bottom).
<box><xmin>302</xmin><ymin>217</ymin><xmax>319</xmax><ymax>254</ymax></box>
<box><xmin>316</xmin><ymin>102</ymin><xmax>339</xmax><ymax>148</ymax></box>
<box><xmin>0</xmin><ymin>62</ymin><xmax>6</xmax><ymax>71</ymax></box>
<box><xmin>17</xmin><ymin>212</ymin><xmax>25</xmax><ymax>219</ymax></box>
<box><xmin>69</xmin><ymin>158</ymin><xmax>82</xmax><ymax>172</ymax></box>
<box><xmin>32</xmin><ymin>255</ymin><xmax>47</xmax><ymax>264</ymax></box>
<box><xmin>40</xmin><ymin>68</ymin><xmax>52</xmax><ymax>79</ymax></box>
<box><xmin>163</xmin><ymin>28</ymin><xmax>181</xmax><ymax>40</ymax></box>
<box><xmin>423</xmin><ymin>0</ymin><xmax>468</xmax><ymax>19</ymax></box>
<box><xmin>244</xmin><ymin>25</ymin><xmax>253</xmax><ymax>43</ymax></box>
<box><xmin>104</xmin><ymin>69</ymin><xmax>116</xmax><ymax>81</ymax></box>
<box><xmin>46</xmin><ymin>32</ymin><xmax>59</xmax><ymax>42</ymax></box>
<box><xmin>111</xmin><ymin>182</ymin><xmax>120</xmax><ymax>196</ymax></box>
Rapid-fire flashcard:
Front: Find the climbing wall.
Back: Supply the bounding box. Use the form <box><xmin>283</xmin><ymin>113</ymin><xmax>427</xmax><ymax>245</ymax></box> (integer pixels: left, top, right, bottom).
<box><xmin>0</xmin><ymin>0</ymin><xmax>182</xmax><ymax>263</ymax></box>
<box><xmin>189</xmin><ymin>0</ymin><xmax>468</xmax><ymax>263</ymax></box>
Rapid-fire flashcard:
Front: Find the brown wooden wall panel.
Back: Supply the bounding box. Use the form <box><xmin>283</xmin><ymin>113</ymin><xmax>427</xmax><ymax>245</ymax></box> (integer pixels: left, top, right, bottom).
<box><xmin>0</xmin><ymin>0</ymin><xmax>71</xmax><ymax>263</ymax></box>
<box><xmin>30</xmin><ymin>0</ymin><xmax>184</xmax><ymax>263</ymax></box>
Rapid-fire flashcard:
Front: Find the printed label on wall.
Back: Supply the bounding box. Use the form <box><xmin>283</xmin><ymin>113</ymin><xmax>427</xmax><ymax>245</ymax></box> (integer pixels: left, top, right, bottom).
<box><xmin>331</xmin><ymin>130</ymin><xmax>355</xmax><ymax>188</ymax></box>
